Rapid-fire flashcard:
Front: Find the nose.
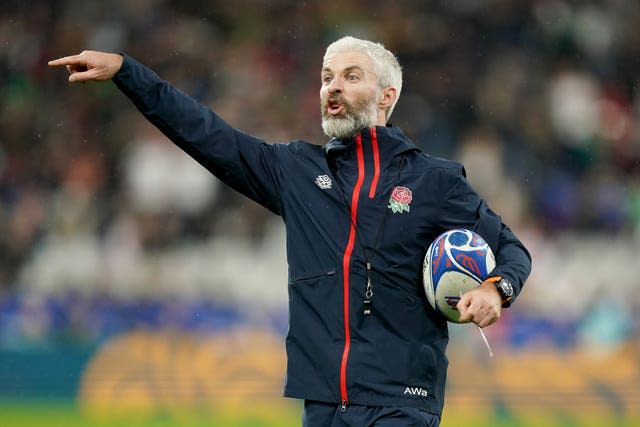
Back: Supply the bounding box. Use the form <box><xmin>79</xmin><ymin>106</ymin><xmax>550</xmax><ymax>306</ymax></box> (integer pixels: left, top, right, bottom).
<box><xmin>327</xmin><ymin>77</ymin><xmax>342</xmax><ymax>94</ymax></box>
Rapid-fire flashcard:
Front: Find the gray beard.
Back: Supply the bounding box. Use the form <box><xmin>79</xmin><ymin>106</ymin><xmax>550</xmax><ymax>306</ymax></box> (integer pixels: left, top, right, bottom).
<box><xmin>321</xmin><ymin>97</ymin><xmax>379</xmax><ymax>139</ymax></box>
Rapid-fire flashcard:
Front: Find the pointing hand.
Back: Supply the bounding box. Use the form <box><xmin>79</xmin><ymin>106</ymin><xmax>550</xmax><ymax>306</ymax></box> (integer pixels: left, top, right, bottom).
<box><xmin>48</xmin><ymin>50</ymin><xmax>124</xmax><ymax>83</ymax></box>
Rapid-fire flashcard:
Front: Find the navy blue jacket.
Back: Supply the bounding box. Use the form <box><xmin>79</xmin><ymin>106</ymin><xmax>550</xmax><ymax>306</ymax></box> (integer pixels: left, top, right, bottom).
<box><xmin>113</xmin><ymin>55</ymin><xmax>531</xmax><ymax>415</ymax></box>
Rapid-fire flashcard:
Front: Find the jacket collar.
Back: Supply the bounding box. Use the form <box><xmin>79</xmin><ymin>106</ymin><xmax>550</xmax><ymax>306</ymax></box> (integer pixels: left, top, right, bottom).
<box><xmin>323</xmin><ymin>125</ymin><xmax>420</xmax><ymax>159</ymax></box>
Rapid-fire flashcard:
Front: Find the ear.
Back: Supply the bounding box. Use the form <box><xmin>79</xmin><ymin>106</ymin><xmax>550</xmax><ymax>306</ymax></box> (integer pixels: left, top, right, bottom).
<box><xmin>378</xmin><ymin>87</ymin><xmax>397</xmax><ymax>112</ymax></box>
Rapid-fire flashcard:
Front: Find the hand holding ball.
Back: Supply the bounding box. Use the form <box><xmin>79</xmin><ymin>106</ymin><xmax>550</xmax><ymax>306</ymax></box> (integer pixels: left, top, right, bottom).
<box><xmin>423</xmin><ymin>229</ymin><xmax>496</xmax><ymax>323</ymax></box>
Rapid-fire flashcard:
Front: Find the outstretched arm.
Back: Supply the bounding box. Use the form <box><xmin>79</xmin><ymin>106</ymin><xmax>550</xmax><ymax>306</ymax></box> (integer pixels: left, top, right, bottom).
<box><xmin>49</xmin><ymin>51</ymin><xmax>283</xmax><ymax>215</ymax></box>
<box><xmin>48</xmin><ymin>51</ymin><xmax>124</xmax><ymax>82</ymax></box>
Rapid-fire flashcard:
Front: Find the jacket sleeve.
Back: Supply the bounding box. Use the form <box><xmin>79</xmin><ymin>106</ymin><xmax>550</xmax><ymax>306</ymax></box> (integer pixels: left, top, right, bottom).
<box><xmin>438</xmin><ymin>165</ymin><xmax>531</xmax><ymax>303</ymax></box>
<box><xmin>112</xmin><ymin>54</ymin><xmax>282</xmax><ymax>215</ymax></box>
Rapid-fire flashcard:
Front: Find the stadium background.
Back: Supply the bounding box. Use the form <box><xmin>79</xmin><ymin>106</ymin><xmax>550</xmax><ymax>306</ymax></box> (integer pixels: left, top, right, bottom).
<box><xmin>2</xmin><ymin>0</ymin><xmax>640</xmax><ymax>426</ymax></box>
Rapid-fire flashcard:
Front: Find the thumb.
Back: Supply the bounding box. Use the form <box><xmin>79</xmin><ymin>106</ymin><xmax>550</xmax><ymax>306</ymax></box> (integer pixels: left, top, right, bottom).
<box><xmin>69</xmin><ymin>70</ymin><xmax>93</xmax><ymax>83</ymax></box>
<box><xmin>68</xmin><ymin>63</ymin><xmax>110</xmax><ymax>83</ymax></box>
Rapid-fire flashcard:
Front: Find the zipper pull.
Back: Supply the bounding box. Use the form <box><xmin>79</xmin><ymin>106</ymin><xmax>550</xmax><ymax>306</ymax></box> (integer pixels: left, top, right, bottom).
<box><xmin>340</xmin><ymin>400</ymin><xmax>348</xmax><ymax>412</ymax></box>
<box><xmin>364</xmin><ymin>262</ymin><xmax>373</xmax><ymax>316</ymax></box>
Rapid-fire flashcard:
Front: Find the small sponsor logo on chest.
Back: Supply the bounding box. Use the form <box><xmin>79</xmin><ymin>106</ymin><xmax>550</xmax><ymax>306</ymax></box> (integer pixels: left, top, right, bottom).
<box><xmin>315</xmin><ymin>175</ymin><xmax>333</xmax><ymax>189</ymax></box>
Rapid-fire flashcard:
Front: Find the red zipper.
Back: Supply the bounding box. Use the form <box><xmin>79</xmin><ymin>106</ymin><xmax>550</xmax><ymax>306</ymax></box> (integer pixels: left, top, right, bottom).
<box><xmin>339</xmin><ymin>132</ymin><xmax>365</xmax><ymax>407</ymax></box>
<box><xmin>368</xmin><ymin>127</ymin><xmax>380</xmax><ymax>198</ymax></box>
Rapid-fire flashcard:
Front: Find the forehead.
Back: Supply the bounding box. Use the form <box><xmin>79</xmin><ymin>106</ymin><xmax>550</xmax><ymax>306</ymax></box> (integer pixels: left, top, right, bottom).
<box><xmin>322</xmin><ymin>51</ymin><xmax>374</xmax><ymax>73</ymax></box>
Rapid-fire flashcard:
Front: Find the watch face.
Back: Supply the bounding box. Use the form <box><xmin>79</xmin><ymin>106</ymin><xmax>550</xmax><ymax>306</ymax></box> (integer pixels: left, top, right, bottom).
<box><xmin>499</xmin><ymin>280</ymin><xmax>513</xmax><ymax>298</ymax></box>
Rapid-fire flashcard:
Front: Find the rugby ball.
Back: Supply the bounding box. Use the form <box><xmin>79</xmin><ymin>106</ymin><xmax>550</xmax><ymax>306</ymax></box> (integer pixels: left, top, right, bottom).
<box><xmin>423</xmin><ymin>229</ymin><xmax>496</xmax><ymax>323</ymax></box>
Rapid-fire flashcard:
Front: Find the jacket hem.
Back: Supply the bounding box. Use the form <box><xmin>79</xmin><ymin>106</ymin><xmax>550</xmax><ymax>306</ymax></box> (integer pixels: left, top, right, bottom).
<box><xmin>283</xmin><ymin>390</ymin><xmax>443</xmax><ymax>416</ymax></box>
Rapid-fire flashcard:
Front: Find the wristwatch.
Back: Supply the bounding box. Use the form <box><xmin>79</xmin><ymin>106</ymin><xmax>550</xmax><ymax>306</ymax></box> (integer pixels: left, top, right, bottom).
<box><xmin>486</xmin><ymin>276</ymin><xmax>514</xmax><ymax>307</ymax></box>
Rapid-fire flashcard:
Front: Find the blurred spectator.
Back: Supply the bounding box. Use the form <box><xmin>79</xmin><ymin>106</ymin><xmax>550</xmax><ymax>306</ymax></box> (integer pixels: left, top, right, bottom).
<box><xmin>1</xmin><ymin>0</ymin><xmax>640</xmax><ymax>352</ymax></box>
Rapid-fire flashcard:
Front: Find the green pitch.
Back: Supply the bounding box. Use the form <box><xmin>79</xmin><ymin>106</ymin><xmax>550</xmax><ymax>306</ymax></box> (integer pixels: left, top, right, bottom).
<box><xmin>0</xmin><ymin>399</ymin><xmax>301</xmax><ymax>427</ymax></box>
<box><xmin>2</xmin><ymin>400</ymin><xmax>640</xmax><ymax>427</ymax></box>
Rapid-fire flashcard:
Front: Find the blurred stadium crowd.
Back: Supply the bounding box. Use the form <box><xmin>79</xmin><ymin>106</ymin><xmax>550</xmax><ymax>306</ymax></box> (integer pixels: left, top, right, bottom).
<box><xmin>1</xmin><ymin>0</ymin><xmax>639</xmax><ymax>353</ymax></box>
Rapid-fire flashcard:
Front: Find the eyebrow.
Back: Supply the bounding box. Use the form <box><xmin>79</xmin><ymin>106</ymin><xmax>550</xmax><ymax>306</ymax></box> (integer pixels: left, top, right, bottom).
<box><xmin>322</xmin><ymin>65</ymin><xmax>366</xmax><ymax>74</ymax></box>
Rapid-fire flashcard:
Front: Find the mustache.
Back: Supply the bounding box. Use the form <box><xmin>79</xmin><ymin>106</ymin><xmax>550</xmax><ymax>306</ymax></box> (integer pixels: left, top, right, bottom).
<box><xmin>327</xmin><ymin>94</ymin><xmax>350</xmax><ymax>105</ymax></box>
<box><xmin>322</xmin><ymin>94</ymin><xmax>352</xmax><ymax>115</ymax></box>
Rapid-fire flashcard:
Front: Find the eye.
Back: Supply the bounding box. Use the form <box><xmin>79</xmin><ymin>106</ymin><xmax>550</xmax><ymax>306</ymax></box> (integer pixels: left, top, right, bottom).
<box><xmin>322</xmin><ymin>75</ymin><xmax>333</xmax><ymax>84</ymax></box>
<box><xmin>346</xmin><ymin>74</ymin><xmax>359</xmax><ymax>81</ymax></box>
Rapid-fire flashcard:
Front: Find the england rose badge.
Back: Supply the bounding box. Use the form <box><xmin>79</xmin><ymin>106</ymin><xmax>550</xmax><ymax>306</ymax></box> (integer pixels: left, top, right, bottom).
<box><xmin>388</xmin><ymin>186</ymin><xmax>412</xmax><ymax>213</ymax></box>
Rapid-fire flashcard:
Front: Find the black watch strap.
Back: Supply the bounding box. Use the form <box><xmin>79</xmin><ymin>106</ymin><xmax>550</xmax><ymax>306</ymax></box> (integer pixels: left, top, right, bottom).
<box><xmin>486</xmin><ymin>276</ymin><xmax>514</xmax><ymax>307</ymax></box>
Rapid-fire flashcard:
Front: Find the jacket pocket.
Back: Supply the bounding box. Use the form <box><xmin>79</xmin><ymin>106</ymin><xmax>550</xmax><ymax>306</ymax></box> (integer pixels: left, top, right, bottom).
<box><xmin>288</xmin><ymin>269</ymin><xmax>336</xmax><ymax>285</ymax></box>
<box><xmin>376</xmin><ymin>279</ymin><xmax>421</xmax><ymax>306</ymax></box>
<box><xmin>285</xmin><ymin>268</ymin><xmax>342</xmax><ymax>397</ymax></box>
<box><xmin>287</xmin><ymin>268</ymin><xmax>341</xmax><ymax>342</ymax></box>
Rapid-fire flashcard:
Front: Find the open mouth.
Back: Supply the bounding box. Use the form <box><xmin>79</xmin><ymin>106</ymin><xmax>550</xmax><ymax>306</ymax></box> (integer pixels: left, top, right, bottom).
<box><xmin>327</xmin><ymin>100</ymin><xmax>344</xmax><ymax>116</ymax></box>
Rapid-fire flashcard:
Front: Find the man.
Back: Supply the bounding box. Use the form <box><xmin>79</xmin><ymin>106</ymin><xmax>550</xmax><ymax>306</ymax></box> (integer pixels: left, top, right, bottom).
<box><xmin>50</xmin><ymin>36</ymin><xmax>531</xmax><ymax>427</ymax></box>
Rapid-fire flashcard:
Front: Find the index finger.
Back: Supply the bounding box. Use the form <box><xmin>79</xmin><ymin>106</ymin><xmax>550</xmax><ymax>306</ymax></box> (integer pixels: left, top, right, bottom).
<box><xmin>48</xmin><ymin>55</ymin><xmax>83</xmax><ymax>67</ymax></box>
<box><xmin>456</xmin><ymin>292</ymin><xmax>473</xmax><ymax>323</ymax></box>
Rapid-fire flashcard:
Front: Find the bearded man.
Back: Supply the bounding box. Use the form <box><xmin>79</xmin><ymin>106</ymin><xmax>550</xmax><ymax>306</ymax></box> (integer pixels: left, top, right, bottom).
<box><xmin>50</xmin><ymin>36</ymin><xmax>531</xmax><ymax>427</ymax></box>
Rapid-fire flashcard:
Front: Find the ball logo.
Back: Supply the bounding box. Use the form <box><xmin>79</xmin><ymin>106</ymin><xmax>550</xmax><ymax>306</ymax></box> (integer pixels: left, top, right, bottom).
<box><xmin>444</xmin><ymin>296</ymin><xmax>461</xmax><ymax>308</ymax></box>
<box><xmin>454</xmin><ymin>253</ymin><xmax>481</xmax><ymax>277</ymax></box>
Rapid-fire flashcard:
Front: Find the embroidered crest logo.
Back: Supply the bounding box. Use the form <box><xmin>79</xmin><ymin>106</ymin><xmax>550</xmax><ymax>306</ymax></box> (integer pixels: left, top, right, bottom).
<box><xmin>388</xmin><ymin>186</ymin><xmax>412</xmax><ymax>213</ymax></box>
<box><xmin>315</xmin><ymin>174</ymin><xmax>333</xmax><ymax>189</ymax></box>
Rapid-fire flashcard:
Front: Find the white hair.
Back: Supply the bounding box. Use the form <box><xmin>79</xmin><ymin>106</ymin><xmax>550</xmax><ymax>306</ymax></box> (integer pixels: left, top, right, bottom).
<box><xmin>323</xmin><ymin>36</ymin><xmax>403</xmax><ymax>121</ymax></box>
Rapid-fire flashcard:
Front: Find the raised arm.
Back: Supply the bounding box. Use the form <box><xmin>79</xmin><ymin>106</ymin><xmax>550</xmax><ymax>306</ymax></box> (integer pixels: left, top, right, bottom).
<box><xmin>49</xmin><ymin>51</ymin><xmax>283</xmax><ymax>214</ymax></box>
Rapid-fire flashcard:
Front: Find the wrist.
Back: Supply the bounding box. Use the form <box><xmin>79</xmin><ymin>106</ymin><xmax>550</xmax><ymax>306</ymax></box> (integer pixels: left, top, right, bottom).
<box><xmin>481</xmin><ymin>279</ymin><xmax>501</xmax><ymax>299</ymax></box>
<box><xmin>484</xmin><ymin>276</ymin><xmax>514</xmax><ymax>307</ymax></box>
